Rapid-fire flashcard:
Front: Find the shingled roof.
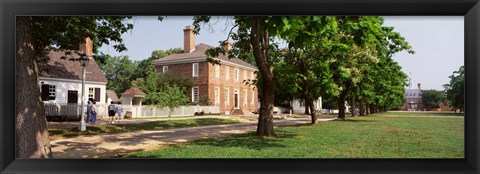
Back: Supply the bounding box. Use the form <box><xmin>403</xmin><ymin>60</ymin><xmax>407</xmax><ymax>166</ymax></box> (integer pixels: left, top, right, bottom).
<box><xmin>152</xmin><ymin>43</ymin><xmax>257</xmax><ymax>70</ymax></box>
<box><xmin>122</xmin><ymin>87</ymin><xmax>146</xmax><ymax>96</ymax></box>
<box><xmin>38</xmin><ymin>49</ymin><xmax>107</xmax><ymax>83</ymax></box>
<box><xmin>405</xmin><ymin>88</ymin><xmax>422</xmax><ymax>99</ymax></box>
<box><xmin>106</xmin><ymin>90</ymin><xmax>120</xmax><ymax>102</ymax></box>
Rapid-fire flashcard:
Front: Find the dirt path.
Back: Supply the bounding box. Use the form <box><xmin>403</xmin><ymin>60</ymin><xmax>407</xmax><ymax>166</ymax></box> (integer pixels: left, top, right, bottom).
<box><xmin>50</xmin><ymin>117</ymin><xmax>335</xmax><ymax>158</ymax></box>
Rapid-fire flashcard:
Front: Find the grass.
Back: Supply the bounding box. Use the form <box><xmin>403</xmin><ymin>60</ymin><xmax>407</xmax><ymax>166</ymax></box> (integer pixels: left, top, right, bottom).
<box><xmin>125</xmin><ymin>112</ymin><xmax>464</xmax><ymax>158</ymax></box>
<box><xmin>48</xmin><ymin>118</ymin><xmax>240</xmax><ymax>139</ymax></box>
<box><xmin>379</xmin><ymin>112</ymin><xmax>464</xmax><ymax>117</ymax></box>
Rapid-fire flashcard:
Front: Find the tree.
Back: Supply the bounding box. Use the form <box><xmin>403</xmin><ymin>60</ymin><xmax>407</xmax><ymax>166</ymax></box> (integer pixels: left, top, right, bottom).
<box><xmin>151</xmin><ymin>48</ymin><xmax>183</xmax><ymax>59</ymax></box>
<box><xmin>444</xmin><ymin>66</ymin><xmax>464</xmax><ymax>112</ymax></box>
<box><xmin>16</xmin><ymin>16</ymin><xmax>137</xmax><ymax>158</ymax></box>
<box><xmin>97</xmin><ymin>54</ymin><xmax>137</xmax><ymax>95</ymax></box>
<box><xmin>144</xmin><ymin>84</ymin><xmax>190</xmax><ymax>116</ymax></box>
<box><xmin>194</xmin><ymin>16</ymin><xmax>346</xmax><ymax>136</ymax></box>
<box><xmin>421</xmin><ymin>89</ymin><xmax>445</xmax><ymax>109</ymax></box>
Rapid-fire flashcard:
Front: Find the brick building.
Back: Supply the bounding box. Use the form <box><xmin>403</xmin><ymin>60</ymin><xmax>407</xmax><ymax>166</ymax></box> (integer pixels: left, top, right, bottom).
<box><xmin>402</xmin><ymin>83</ymin><xmax>424</xmax><ymax>111</ymax></box>
<box><xmin>152</xmin><ymin>26</ymin><xmax>258</xmax><ymax>115</ymax></box>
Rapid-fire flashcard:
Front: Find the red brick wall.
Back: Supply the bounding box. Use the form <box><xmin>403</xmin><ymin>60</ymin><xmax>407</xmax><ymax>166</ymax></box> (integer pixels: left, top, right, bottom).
<box><xmin>155</xmin><ymin>61</ymin><xmax>258</xmax><ymax>114</ymax></box>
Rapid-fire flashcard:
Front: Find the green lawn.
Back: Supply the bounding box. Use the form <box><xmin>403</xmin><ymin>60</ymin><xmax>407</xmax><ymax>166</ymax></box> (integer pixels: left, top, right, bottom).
<box><xmin>49</xmin><ymin>118</ymin><xmax>240</xmax><ymax>138</ymax></box>
<box><xmin>125</xmin><ymin>112</ymin><xmax>464</xmax><ymax>158</ymax></box>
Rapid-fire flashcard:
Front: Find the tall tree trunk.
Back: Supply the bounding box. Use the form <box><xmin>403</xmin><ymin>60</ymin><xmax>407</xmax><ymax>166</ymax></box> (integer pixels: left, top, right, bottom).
<box><xmin>369</xmin><ymin>104</ymin><xmax>374</xmax><ymax>114</ymax></box>
<box><xmin>250</xmin><ymin>17</ymin><xmax>274</xmax><ymax>136</ymax></box>
<box><xmin>304</xmin><ymin>93</ymin><xmax>309</xmax><ymax>115</ymax></box>
<box><xmin>306</xmin><ymin>98</ymin><xmax>317</xmax><ymax>124</ymax></box>
<box><xmin>16</xmin><ymin>16</ymin><xmax>53</xmax><ymax>158</ymax></box>
<box><xmin>365</xmin><ymin>103</ymin><xmax>369</xmax><ymax>115</ymax></box>
<box><xmin>359</xmin><ymin>97</ymin><xmax>365</xmax><ymax>116</ymax></box>
<box><xmin>304</xmin><ymin>100</ymin><xmax>310</xmax><ymax>115</ymax></box>
<box><xmin>337</xmin><ymin>92</ymin><xmax>346</xmax><ymax>120</ymax></box>
<box><xmin>351</xmin><ymin>94</ymin><xmax>356</xmax><ymax>117</ymax></box>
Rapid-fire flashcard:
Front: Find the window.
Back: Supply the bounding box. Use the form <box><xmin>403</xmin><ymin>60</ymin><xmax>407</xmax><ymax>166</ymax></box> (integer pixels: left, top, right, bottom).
<box><xmin>215</xmin><ymin>87</ymin><xmax>220</xmax><ymax>105</ymax></box>
<box><xmin>192</xmin><ymin>87</ymin><xmax>199</xmax><ymax>102</ymax></box>
<box><xmin>225</xmin><ymin>66</ymin><xmax>230</xmax><ymax>80</ymax></box>
<box><xmin>244</xmin><ymin>90</ymin><xmax>248</xmax><ymax>104</ymax></box>
<box><xmin>88</xmin><ymin>88</ymin><xmax>94</xmax><ymax>99</ymax></box>
<box><xmin>251</xmin><ymin>91</ymin><xmax>255</xmax><ymax>105</ymax></box>
<box><xmin>88</xmin><ymin>87</ymin><xmax>101</xmax><ymax>101</ymax></box>
<box><xmin>215</xmin><ymin>65</ymin><xmax>220</xmax><ymax>79</ymax></box>
<box><xmin>225</xmin><ymin>88</ymin><xmax>230</xmax><ymax>104</ymax></box>
<box><xmin>243</xmin><ymin>70</ymin><xmax>247</xmax><ymax>81</ymax></box>
<box><xmin>41</xmin><ymin>84</ymin><xmax>56</xmax><ymax>101</ymax></box>
<box><xmin>234</xmin><ymin>68</ymin><xmax>239</xmax><ymax>81</ymax></box>
<box><xmin>163</xmin><ymin>66</ymin><xmax>168</xmax><ymax>72</ymax></box>
<box><xmin>48</xmin><ymin>85</ymin><xmax>56</xmax><ymax>100</ymax></box>
<box><xmin>192</xmin><ymin>63</ymin><xmax>199</xmax><ymax>77</ymax></box>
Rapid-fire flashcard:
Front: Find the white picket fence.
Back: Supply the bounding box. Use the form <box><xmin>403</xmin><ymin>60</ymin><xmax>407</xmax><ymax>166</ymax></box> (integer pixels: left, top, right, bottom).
<box><xmin>44</xmin><ymin>103</ymin><xmax>107</xmax><ymax>118</ymax></box>
<box><xmin>123</xmin><ymin>105</ymin><xmax>220</xmax><ymax>118</ymax></box>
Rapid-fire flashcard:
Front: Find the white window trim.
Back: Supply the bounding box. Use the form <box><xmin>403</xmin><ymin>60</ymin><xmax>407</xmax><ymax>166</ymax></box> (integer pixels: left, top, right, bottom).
<box><xmin>215</xmin><ymin>65</ymin><xmax>220</xmax><ymax>79</ymax></box>
<box><xmin>49</xmin><ymin>85</ymin><xmax>56</xmax><ymax>97</ymax></box>
<box><xmin>234</xmin><ymin>68</ymin><xmax>239</xmax><ymax>82</ymax></box>
<box><xmin>225</xmin><ymin>66</ymin><xmax>230</xmax><ymax>80</ymax></box>
<box><xmin>88</xmin><ymin>87</ymin><xmax>94</xmax><ymax>99</ymax></box>
<box><xmin>243</xmin><ymin>70</ymin><xmax>247</xmax><ymax>81</ymax></box>
<box><xmin>251</xmin><ymin>72</ymin><xmax>254</xmax><ymax>80</ymax></box>
<box><xmin>234</xmin><ymin>89</ymin><xmax>239</xmax><ymax>109</ymax></box>
<box><xmin>251</xmin><ymin>91</ymin><xmax>255</xmax><ymax>105</ymax></box>
<box><xmin>214</xmin><ymin>87</ymin><xmax>220</xmax><ymax>105</ymax></box>
<box><xmin>192</xmin><ymin>63</ymin><xmax>199</xmax><ymax>77</ymax></box>
<box><xmin>243</xmin><ymin>90</ymin><xmax>248</xmax><ymax>104</ymax></box>
<box><xmin>192</xmin><ymin>87</ymin><xmax>199</xmax><ymax>102</ymax></box>
<box><xmin>225</xmin><ymin>88</ymin><xmax>230</xmax><ymax>105</ymax></box>
<box><xmin>163</xmin><ymin>66</ymin><xmax>168</xmax><ymax>72</ymax></box>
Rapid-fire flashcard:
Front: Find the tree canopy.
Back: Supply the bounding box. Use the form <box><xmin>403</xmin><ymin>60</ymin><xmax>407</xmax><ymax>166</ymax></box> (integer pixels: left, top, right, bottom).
<box><xmin>444</xmin><ymin>66</ymin><xmax>464</xmax><ymax>112</ymax></box>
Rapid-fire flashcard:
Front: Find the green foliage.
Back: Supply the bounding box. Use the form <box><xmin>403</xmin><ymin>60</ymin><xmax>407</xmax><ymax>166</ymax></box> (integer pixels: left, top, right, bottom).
<box><xmin>443</xmin><ymin>66</ymin><xmax>464</xmax><ymax>111</ymax></box>
<box><xmin>151</xmin><ymin>48</ymin><xmax>183</xmax><ymax>59</ymax></box>
<box><xmin>96</xmin><ymin>54</ymin><xmax>137</xmax><ymax>95</ymax></box>
<box><xmin>197</xmin><ymin>95</ymin><xmax>212</xmax><ymax>106</ymax></box>
<box><xmin>145</xmin><ymin>84</ymin><xmax>190</xmax><ymax>116</ymax></box>
<box><xmin>32</xmin><ymin>16</ymin><xmax>135</xmax><ymax>59</ymax></box>
<box><xmin>421</xmin><ymin>90</ymin><xmax>445</xmax><ymax>109</ymax></box>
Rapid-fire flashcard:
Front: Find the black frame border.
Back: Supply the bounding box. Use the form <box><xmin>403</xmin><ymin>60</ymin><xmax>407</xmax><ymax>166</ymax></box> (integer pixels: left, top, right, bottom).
<box><xmin>1</xmin><ymin>0</ymin><xmax>479</xmax><ymax>174</ymax></box>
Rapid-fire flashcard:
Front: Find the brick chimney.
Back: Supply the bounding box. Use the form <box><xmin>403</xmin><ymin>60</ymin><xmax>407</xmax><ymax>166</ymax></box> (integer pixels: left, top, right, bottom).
<box><xmin>417</xmin><ymin>83</ymin><xmax>421</xmax><ymax>90</ymax></box>
<box><xmin>79</xmin><ymin>37</ymin><xmax>93</xmax><ymax>57</ymax></box>
<box><xmin>222</xmin><ymin>40</ymin><xmax>232</xmax><ymax>52</ymax></box>
<box><xmin>183</xmin><ymin>26</ymin><xmax>195</xmax><ymax>53</ymax></box>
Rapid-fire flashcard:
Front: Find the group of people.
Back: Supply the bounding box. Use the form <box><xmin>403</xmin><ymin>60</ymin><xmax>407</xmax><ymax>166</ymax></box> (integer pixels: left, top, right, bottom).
<box><xmin>85</xmin><ymin>100</ymin><xmax>124</xmax><ymax>124</ymax></box>
<box><xmin>86</xmin><ymin>100</ymin><xmax>97</xmax><ymax>124</ymax></box>
<box><xmin>108</xmin><ymin>101</ymin><xmax>123</xmax><ymax>124</ymax></box>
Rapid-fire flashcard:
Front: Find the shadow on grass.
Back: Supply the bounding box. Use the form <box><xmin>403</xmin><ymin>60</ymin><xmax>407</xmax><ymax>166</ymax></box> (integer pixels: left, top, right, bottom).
<box><xmin>189</xmin><ymin>129</ymin><xmax>298</xmax><ymax>151</ymax></box>
<box><xmin>49</xmin><ymin>118</ymin><xmax>239</xmax><ymax>138</ymax></box>
<box><xmin>333</xmin><ymin>119</ymin><xmax>376</xmax><ymax>122</ymax></box>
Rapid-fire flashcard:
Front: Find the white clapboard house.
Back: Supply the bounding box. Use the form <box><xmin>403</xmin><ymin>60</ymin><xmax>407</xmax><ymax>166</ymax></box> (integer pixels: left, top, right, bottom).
<box><xmin>38</xmin><ymin>38</ymin><xmax>107</xmax><ymax>118</ymax></box>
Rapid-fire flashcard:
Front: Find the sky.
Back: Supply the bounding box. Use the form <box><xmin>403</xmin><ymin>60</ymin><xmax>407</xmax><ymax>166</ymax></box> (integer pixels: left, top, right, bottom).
<box><xmin>99</xmin><ymin>16</ymin><xmax>464</xmax><ymax>91</ymax></box>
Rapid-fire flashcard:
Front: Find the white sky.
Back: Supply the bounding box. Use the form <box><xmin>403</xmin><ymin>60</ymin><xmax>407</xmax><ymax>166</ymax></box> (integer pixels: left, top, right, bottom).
<box><xmin>99</xmin><ymin>16</ymin><xmax>464</xmax><ymax>91</ymax></box>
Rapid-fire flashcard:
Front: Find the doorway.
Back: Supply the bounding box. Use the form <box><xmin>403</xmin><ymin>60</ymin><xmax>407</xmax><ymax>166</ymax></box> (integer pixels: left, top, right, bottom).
<box><xmin>234</xmin><ymin>90</ymin><xmax>239</xmax><ymax>109</ymax></box>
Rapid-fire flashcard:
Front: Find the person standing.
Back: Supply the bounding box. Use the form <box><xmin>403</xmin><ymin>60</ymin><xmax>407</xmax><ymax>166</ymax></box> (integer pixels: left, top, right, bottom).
<box><xmin>86</xmin><ymin>100</ymin><xmax>92</xmax><ymax>123</ymax></box>
<box><xmin>90</xmin><ymin>101</ymin><xmax>97</xmax><ymax>124</ymax></box>
<box><xmin>108</xmin><ymin>101</ymin><xmax>116</xmax><ymax>123</ymax></box>
<box><xmin>115</xmin><ymin>102</ymin><xmax>123</xmax><ymax>123</ymax></box>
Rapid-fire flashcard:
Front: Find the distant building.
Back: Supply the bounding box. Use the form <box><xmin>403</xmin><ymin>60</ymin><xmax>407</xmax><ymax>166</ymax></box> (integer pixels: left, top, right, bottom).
<box><xmin>402</xmin><ymin>74</ymin><xmax>424</xmax><ymax>111</ymax></box>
